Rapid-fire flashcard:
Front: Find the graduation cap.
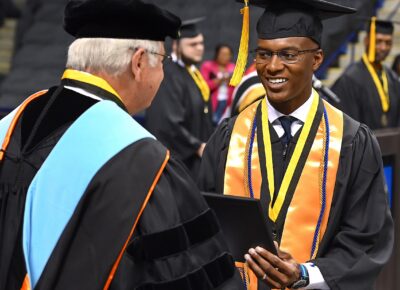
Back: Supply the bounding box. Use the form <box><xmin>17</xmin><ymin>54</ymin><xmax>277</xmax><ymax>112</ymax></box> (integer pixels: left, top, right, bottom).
<box><xmin>363</xmin><ymin>17</ymin><xmax>397</xmax><ymax>63</ymax></box>
<box><xmin>64</xmin><ymin>0</ymin><xmax>181</xmax><ymax>41</ymax></box>
<box><xmin>179</xmin><ymin>17</ymin><xmax>205</xmax><ymax>39</ymax></box>
<box><xmin>229</xmin><ymin>0</ymin><xmax>356</xmax><ymax>86</ymax></box>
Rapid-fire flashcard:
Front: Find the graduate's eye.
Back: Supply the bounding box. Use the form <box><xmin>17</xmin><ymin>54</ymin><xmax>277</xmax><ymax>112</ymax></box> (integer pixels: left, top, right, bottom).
<box><xmin>255</xmin><ymin>49</ymin><xmax>272</xmax><ymax>60</ymax></box>
<box><xmin>279</xmin><ymin>50</ymin><xmax>299</xmax><ymax>62</ymax></box>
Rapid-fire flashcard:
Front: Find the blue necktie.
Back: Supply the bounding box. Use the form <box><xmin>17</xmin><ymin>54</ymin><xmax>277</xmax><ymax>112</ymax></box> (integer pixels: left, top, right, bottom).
<box><xmin>279</xmin><ymin>116</ymin><xmax>296</xmax><ymax>146</ymax></box>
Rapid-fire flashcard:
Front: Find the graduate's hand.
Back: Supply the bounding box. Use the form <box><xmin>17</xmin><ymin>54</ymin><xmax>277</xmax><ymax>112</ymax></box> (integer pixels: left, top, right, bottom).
<box><xmin>245</xmin><ymin>245</ymin><xmax>301</xmax><ymax>289</ymax></box>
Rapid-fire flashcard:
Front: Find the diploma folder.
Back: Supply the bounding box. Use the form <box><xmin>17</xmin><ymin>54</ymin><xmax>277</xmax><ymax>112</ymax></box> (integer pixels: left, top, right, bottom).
<box><xmin>202</xmin><ymin>192</ymin><xmax>277</xmax><ymax>261</ymax></box>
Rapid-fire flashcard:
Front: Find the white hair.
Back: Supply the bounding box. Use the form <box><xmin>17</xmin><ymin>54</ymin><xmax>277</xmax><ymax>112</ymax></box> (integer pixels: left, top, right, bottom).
<box><xmin>66</xmin><ymin>38</ymin><xmax>162</xmax><ymax>76</ymax></box>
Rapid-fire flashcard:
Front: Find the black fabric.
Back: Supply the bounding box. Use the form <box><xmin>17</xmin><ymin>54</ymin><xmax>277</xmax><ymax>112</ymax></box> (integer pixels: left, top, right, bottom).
<box><xmin>136</xmin><ymin>253</ymin><xmax>235</xmax><ymax>290</ymax></box>
<box><xmin>180</xmin><ymin>17</ymin><xmax>205</xmax><ymax>39</ymax></box>
<box><xmin>145</xmin><ymin>60</ymin><xmax>214</xmax><ymax>179</ymax></box>
<box><xmin>367</xmin><ymin>19</ymin><xmax>394</xmax><ymax>35</ymax></box>
<box><xmin>35</xmin><ymin>139</ymin><xmax>168</xmax><ymax>290</ymax></box>
<box><xmin>198</xmin><ymin>101</ymin><xmax>393</xmax><ymax>289</ymax></box>
<box><xmin>331</xmin><ymin>60</ymin><xmax>400</xmax><ymax>129</ymax></box>
<box><xmin>64</xmin><ymin>0</ymin><xmax>181</xmax><ymax>40</ymax></box>
<box><xmin>22</xmin><ymin>86</ymin><xmax>97</xmax><ymax>151</ymax></box>
<box><xmin>239</xmin><ymin>0</ymin><xmax>357</xmax><ymax>17</ymax></box>
<box><xmin>0</xmin><ymin>88</ymin><xmax>96</xmax><ymax>290</ymax></box>
<box><xmin>243</xmin><ymin>0</ymin><xmax>356</xmax><ymax>45</ymax></box>
<box><xmin>128</xmin><ymin>209</ymin><xmax>220</xmax><ymax>261</ymax></box>
<box><xmin>278</xmin><ymin>116</ymin><xmax>296</xmax><ymax>145</ymax></box>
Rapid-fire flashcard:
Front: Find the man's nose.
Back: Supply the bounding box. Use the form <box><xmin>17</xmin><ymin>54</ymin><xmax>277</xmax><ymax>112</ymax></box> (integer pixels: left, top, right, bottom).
<box><xmin>266</xmin><ymin>55</ymin><xmax>284</xmax><ymax>73</ymax></box>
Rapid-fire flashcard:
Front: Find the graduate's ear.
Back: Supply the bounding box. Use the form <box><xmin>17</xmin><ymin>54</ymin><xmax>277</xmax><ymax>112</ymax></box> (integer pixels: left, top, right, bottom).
<box><xmin>131</xmin><ymin>48</ymin><xmax>146</xmax><ymax>81</ymax></box>
<box><xmin>312</xmin><ymin>49</ymin><xmax>324</xmax><ymax>71</ymax></box>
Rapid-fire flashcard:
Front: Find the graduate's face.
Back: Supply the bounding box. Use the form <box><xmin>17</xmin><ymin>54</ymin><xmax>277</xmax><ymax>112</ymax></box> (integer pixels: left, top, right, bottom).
<box><xmin>365</xmin><ymin>33</ymin><xmax>393</xmax><ymax>63</ymax></box>
<box><xmin>178</xmin><ymin>34</ymin><xmax>204</xmax><ymax>65</ymax></box>
<box><xmin>256</xmin><ymin>37</ymin><xmax>323</xmax><ymax>114</ymax></box>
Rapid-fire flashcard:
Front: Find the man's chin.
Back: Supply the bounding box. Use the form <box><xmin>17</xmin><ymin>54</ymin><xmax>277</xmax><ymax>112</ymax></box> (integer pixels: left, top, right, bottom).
<box><xmin>181</xmin><ymin>55</ymin><xmax>202</xmax><ymax>66</ymax></box>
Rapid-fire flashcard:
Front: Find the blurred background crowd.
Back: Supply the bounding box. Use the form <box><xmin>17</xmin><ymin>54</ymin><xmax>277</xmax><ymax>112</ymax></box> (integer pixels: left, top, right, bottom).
<box><xmin>0</xmin><ymin>0</ymin><xmax>399</xmax><ymax>116</ymax></box>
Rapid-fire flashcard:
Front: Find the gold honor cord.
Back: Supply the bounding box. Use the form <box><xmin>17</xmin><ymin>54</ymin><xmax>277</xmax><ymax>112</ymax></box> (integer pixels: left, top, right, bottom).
<box><xmin>261</xmin><ymin>90</ymin><xmax>320</xmax><ymax>222</ymax></box>
<box><xmin>186</xmin><ymin>66</ymin><xmax>210</xmax><ymax>103</ymax></box>
<box><xmin>62</xmin><ymin>69</ymin><xmax>124</xmax><ymax>102</ymax></box>
<box><xmin>362</xmin><ymin>54</ymin><xmax>390</xmax><ymax>112</ymax></box>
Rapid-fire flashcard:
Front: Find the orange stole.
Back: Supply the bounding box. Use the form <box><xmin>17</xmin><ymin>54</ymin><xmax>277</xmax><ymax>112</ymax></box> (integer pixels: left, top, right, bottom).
<box><xmin>223</xmin><ymin>100</ymin><xmax>262</xmax><ymax>199</ymax></box>
<box><xmin>224</xmin><ymin>99</ymin><xmax>343</xmax><ymax>287</ymax></box>
<box><xmin>279</xmin><ymin>100</ymin><xmax>343</xmax><ymax>262</ymax></box>
<box><xmin>223</xmin><ymin>101</ymin><xmax>262</xmax><ymax>290</ymax></box>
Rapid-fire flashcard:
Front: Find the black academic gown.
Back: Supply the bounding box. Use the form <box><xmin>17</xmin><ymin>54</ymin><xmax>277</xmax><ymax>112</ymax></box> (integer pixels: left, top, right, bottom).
<box><xmin>198</xmin><ymin>101</ymin><xmax>393</xmax><ymax>290</ymax></box>
<box><xmin>331</xmin><ymin>61</ymin><xmax>400</xmax><ymax>130</ymax></box>
<box><xmin>145</xmin><ymin>60</ymin><xmax>214</xmax><ymax>178</ymax></box>
<box><xmin>0</xmin><ymin>80</ymin><xmax>243</xmax><ymax>290</ymax></box>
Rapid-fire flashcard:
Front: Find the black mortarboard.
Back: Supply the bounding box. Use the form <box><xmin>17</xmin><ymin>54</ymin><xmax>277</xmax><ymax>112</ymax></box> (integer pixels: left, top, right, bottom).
<box><xmin>179</xmin><ymin>17</ymin><xmax>205</xmax><ymax>39</ymax></box>
<box><xmin>366</xmin><ymin>19</ymin><xmax>395</xmax><ymax>35</ymax></box>
<box><xmin>64</xmin><ymin>0</ymin><xmax>181</xmax><ymax>41</ymax></box>
<box><xmin>229</xmin><ymin>0</ymin><xmax>356</xmax><ymax>86</ymax></box>
<box><xmin>250</xmin><ymin>0</ymin><xmax>356</xmax><ymax>46</ymax></box>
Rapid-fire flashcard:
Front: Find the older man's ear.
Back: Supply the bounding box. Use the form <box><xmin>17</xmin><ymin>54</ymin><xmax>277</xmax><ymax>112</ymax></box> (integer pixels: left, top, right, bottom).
<box><xmin>131</xmin><ymin>48</ymin><xmax>146</xmax><ymax>81</ymax></box>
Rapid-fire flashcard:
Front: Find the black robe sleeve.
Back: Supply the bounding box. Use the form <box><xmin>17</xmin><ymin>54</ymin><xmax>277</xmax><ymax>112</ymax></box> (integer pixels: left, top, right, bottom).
<box><xmin>312</xmin><ymin>119</ymin><xmax>394</xmax><ymax>290</ymax></box>
<box><xmin>197</xmin><ymin>117</ymin><xmax>236</xmax><ymax>194</ymax></box>
<box><xmin>145</xmin><ymin>63</ymin><xmax>203</xmax><ymax>160</ymax></box>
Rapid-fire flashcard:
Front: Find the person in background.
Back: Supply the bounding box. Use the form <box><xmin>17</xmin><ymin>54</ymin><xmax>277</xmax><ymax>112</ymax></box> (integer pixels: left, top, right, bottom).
<box><xmin>201</xmin><ymin>44</ymin><xmax>235</xmax><ymax>124</ymax></box>
<box><xmin>332</xmin><ymin>18</ymin><xmax>400</xmax><ymax>129</ymax></box>
<box><xmin>198</xmin><ymin>0</ymin><xmax>393</xmax><ymax>289</ymax></box>
<box><xmin>391</xmin><ymin>53</ymin><xmax>400</xmax><ymax>78</ymax></box>
<box><xmin>0</xmin><ymin>1</ymin><xmax>243</xmax><ymax>289</ymax></box>
<box><xmin>145</xmin><ymin>17</ymin><xmax>214</xmax><ymax>179</ymax></box>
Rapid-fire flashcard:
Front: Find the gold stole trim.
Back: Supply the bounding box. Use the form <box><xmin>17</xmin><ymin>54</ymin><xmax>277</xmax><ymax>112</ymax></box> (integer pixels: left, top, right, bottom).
<box><xmin>235</xmin><ymin>262</ymin><xmax>258</xmax><ymax>290</ymax></box>
<box><xmin>186</xmin><ymin>65</ymin><xmax>210</xmax><ymax>103</ymax></box>
<box><xmin>237</xmin><ymin>84</ymin><xmax>266</xmax><ymax>113</ymax></box>
<box><xmin>362</xmin><ymin>54</ymin><xmax>390</xmax><ymax>112</ymax></box>
<box><xmin>62</xmin><ymin>69</ymin><xmax>124</xmax><ymax>103</ymax></box>
<box><xmin>223</xmin><ymin>100</ymin><xmax>262</xmax><ymax>198</ymax></box>
<box><xmin>224</xmin><ymin>99</ymin><xmax>343</xmax><ymax>288</ymax></box>
<box><xmin>279</xmin><ymin>100</ymin><xmax>343</xmax><ymax>262</ymax></box>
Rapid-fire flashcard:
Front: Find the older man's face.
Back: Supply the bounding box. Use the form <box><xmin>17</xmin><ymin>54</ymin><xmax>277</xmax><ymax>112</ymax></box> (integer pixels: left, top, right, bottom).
<box><xmin>255</xmin><ymin>37</ymin><xmax>323</xmax><ymax>114</ymax></box>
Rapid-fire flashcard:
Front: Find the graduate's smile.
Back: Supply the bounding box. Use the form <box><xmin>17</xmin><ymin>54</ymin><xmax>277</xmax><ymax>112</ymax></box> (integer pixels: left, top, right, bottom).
<box><xmin>266</xmin><ymin>77</ymin><xmax>289</xmax><ymax>90</ymax></box>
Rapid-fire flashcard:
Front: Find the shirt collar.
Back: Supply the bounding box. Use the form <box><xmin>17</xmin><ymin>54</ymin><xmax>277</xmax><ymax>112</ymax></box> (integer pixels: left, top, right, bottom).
<box><xmin>267</xmin><ymin>92</ymin><xmax>313</xmax><ymax>124</ymax></box>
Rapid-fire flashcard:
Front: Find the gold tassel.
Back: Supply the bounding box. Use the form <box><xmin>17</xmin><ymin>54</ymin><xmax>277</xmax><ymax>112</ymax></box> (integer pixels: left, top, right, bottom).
<box><xmin>368</xmin><ymin>16</ymin><xmax>377</xmax><ymax>63</ymax></box>
<box><xmin>230</xmin><ymin>0</ymin><xmax>249</xmax><ymax>87</ymax></box>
